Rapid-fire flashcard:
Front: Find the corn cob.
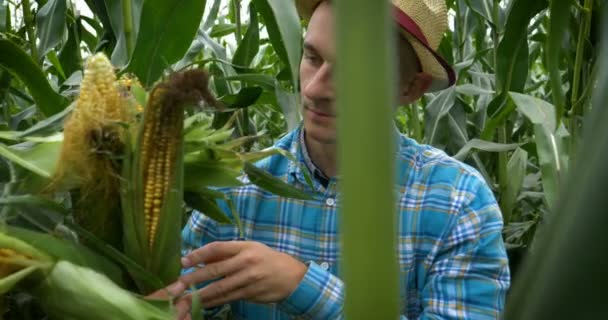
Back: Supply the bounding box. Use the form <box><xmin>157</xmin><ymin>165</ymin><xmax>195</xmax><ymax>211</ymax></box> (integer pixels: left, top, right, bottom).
<box><xmin>140</xmin><ymin>70</ymin><xmax>213</xmax><ymax>249</ymax></box>
<box><xmin>48</xmin><ymin>53</ymin><xmax>133</xmax><ymax>250</ymax></box>
<box><xmin>0</xmin><ymin>248</ymin><xmax>32</xmax><ymax>277</ymax></box>
<box><xmin>53</xmin><ymin>53</ymin><xmax>131</xmax><ymax>194</ymax></box>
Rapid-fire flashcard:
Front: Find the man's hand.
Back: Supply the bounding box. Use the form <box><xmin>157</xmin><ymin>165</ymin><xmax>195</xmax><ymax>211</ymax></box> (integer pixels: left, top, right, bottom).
<box><xmin>179</xmin><ymin>241</ymin><xmax>307</xmax><ymax>309</ymax></box>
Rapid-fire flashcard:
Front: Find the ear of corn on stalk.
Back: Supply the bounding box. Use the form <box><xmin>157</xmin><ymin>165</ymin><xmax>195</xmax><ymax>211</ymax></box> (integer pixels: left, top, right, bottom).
<box><xmin>0</xmin><ymin>231</ymin><xmax>52</xmax><ymax>294</ymax></box>
<box><xmin>123</xmin><ymin>70</ymin><xmax>214</xmax><ymax>293</ymax></box>
<box><xmin>0</xmin><ymin>232</ymin><xmax>175</xmax><ymax>319</ymax></box>
<box><xmin>50</xmin><ymin>53</ymin><xmax>136</xmax><ymax>250</ymax></box>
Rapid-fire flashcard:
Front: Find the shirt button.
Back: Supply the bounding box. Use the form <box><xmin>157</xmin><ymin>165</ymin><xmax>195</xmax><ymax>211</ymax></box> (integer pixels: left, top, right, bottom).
<box><xmin>320</xmin><ymin>262</ymin><xmax>330</xmax><ymax>270</ymax></box>
<box><xmin>325</xmin><ymin>198</ymin><xmax>335</xmax><ymax>206</ymax></box>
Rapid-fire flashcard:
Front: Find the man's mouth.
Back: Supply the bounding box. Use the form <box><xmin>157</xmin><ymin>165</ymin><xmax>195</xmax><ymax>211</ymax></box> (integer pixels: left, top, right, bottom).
<box><xmin>304</xmin><ymin>105</ymin><xmax>335</xmax><ymax>118</ymax></box>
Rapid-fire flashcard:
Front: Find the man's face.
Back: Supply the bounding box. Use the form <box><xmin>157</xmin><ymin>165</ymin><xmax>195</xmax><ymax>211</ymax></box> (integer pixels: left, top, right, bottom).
<box><xmin>300</xmin><ymin>1</ymin><xmax>337</xmax><ymax>145</ymax></box>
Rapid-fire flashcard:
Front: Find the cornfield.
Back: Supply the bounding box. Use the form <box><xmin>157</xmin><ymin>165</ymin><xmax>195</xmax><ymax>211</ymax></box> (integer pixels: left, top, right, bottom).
<box><xmin>0</xmin><ymin>0</ymin><xmax>606</xmax><ymax>319</ymax></box>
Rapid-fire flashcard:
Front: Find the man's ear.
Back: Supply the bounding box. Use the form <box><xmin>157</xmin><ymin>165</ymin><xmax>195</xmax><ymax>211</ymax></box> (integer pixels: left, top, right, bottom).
<box><xmin>398</xmin><ymin>72</ymin><xmax>433</xmax><ymax>105</ymax></box>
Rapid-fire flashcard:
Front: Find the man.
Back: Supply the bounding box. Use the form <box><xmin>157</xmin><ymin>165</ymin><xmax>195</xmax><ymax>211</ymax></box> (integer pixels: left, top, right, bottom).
<box><xmin>165</xmin><ymin>0</ymin><xmax>510</xmax><ymax>318</ymax></box>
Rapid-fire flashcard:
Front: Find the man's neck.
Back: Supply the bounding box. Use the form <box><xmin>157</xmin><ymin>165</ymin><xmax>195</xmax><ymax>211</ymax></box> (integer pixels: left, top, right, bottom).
<box><xmin>304</xmin><ymin>131</ymin><xmax>337</xmax><ymax>178</ymax></box>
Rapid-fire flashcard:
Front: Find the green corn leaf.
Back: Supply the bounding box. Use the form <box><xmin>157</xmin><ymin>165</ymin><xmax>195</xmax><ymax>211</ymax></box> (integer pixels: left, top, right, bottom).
<box><xmin>547</xmin><ymin>0</ymin><xmax>573</xmax><ymax>125</ymax></box>
<box><xmin>184</xmin><ymin>161</ymin><xmax>244</xmax><ymax>190</ymax></box>
<box><xmin>495</xmin><ymin>0</ymin><xmax>547</xmax><ymax>93</ymax></box>
<box><xmin>203</xmin><ymin>0</ymin><xmax>222</xmax><ymax>31</ymax></box>
<box><xmin>220</xmin><ymin>74</ymin><xmax>276</xmax><ymax>91</ymax></box>
<box><xmin>501</xmin><ymin>148</ymin><xmax>528</xmax><ymax>223</ymax></box>
<box><xmin>219</xmin><ymin>86</ymin><xmax>264</xmax><ymax>109</ymax></box>
<box><xmin>120</xmin><ymin>124</ymin><xmax>149</xmax><ymax>291</ymax></box>
<box><xmin>0</xmin><ymin>141</ymin><xmax>62</xmax><ymax>179</ymax></box>
<box><xmin>0</xmin><ymin>2</ymin><xmax>7</xmax><ymax>32</ymax></box>
<box><xmin>126</xmin><ymin>0</ymin><xmax>207</xmax><ymax>87</ymax></box>
<box><xmin>36</xmin><ymin>0</ymin><xmax>67</xmax><ymax>58</ymax></box>
<box><xmin>64</xmin><ymin>220</ymin><xmax>164</xmax><ymax>291</ymax></box>
<box><xmin>243</xmin><ymin>162</ymin><xmax>313</xmax><ymax>200</ymax></box>
<box><xmin>238</xmin><ymin>147</ymin><xmax>314</xmax><ymax>189</ymax></box>
<box><xmin>424</xmin><ymin>87</ymin><xmax>457</xmax><ymax>146</ymax></box>
<box><xmin>464</xmin><ymin>0</ymin><xmax>497</xmax><ymax>27</ymax></box>
<box><xmin>0</xmin><ymin>195</ymin><xmax>69</xmax><ymax>216</ymax></box>
<box><xmin>0</xmin><ymin>230</ymin><xmax>52</xmax><ymax>262</ymax></box>
<box><xmin>209</xmin><ymin>23</ymin><xmax>238</xmax><ymax>38</ymax></box>
<box><xmin>58</xmin><ymin>21</ymin><xmax>83</xmax><ymax>81</ymax></box>
<box><xmin>533</xmin><ymin>124</ymin><xmax>562</xmax><ymax>210</ymax></box>
<box><xmin>0</xmin><ymin>39</ymin><xmax>69</xmax><ymax>116</ymax></box>
<box><xmin>275</xmin><ymin>84</ymin><xmax>300</xmax><ymax>131</ymax></box>
<box><xmin>453</xmin><ymin>139</ymin><xmax>524</xmax><ymax>161</ymax></box>
<box><xmin>104</xmin><ymin>0</ymin><xmax>143</xmax><ymax>67</ymax></box>
<box><xmin>184</xmin><ymin>192</ymin><xmax>233</xmax><ymax>224</ymax></box>
<box><xmin>47</xmin><ymin>51</ymin><xmax>66</xmax><ymax>79</ymax></box>
<box><xmin>232</xmin><ymin>2</ymin><xmax>260</xmax><ymax>70</ymax></box>
<box><xmin>510</xmin><ymin>92</ymin><xmax>557</xmax><ymax>133</ymax></box>
<box><xmin>0</xmin><ymin>265</ymin><xmax>41</xmax><ymax>294</ymax></box>
<box><xmin>505</xmin><ymin>18</ymin><xmax>608</xmax><ymax>318</ymax></box>
<box><xmin>16</xmin><ymin>103</ymin><xmax>72</xmax><ymax>138</ymax></box>
<box><xmin>252</xmin><ymin>0</ymin><xmax>301</xmax><ymax>88</ymax></box>
<box><xmin>34</xmin><ymin>261</ymin><xmax>174</xmax><ymax>320</ymax></box>
<box><xmin>4</xmin><ymin>226</ymin><xmax>126</xmax><ymax>287</ymax></box>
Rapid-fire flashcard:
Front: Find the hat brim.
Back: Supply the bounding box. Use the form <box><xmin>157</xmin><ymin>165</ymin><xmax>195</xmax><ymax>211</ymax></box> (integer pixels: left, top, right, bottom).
<box><xmin>295</xmin><ymin>0</ymin><xmax>456</xmax><ymax>92</ymax></box>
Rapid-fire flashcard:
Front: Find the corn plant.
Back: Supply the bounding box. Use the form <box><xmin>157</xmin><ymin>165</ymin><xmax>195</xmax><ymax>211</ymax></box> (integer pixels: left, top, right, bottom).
<box><xmin>0</xmin><ymin>46</ymin><xmax>312</xmax><ymax>318</ymax></box>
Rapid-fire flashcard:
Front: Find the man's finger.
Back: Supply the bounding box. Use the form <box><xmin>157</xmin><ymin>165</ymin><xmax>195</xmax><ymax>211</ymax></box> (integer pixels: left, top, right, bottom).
<box><xmin>196</xmin><ymin>268</ymin><xmax>258</xmax><ymax>304</ymax></box>
<box><xmin>201</xmin><ymin>281</ymin><xmax>258</xmax><ymax>308</ymax></box>
<box><xmin>179</xmin><ymin>254</ymin><xmax>243</xmax><ymax>287</ymax></box>
<box><xmin>175</xmin><ymin>294</ymin><xmax>192</xmax><ymax>320</ymax></box>
<box><xmin>145</xmin><ymin>281</ymin><xmax>186</xmax><ymax>300</ymax></box>
<box><xmin>182</xmin><ymin>241</ymin><xmax>245</xmax><ymax>268</ymax></box>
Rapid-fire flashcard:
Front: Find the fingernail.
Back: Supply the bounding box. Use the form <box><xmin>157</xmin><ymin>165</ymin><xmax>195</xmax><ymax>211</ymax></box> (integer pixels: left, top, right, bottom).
<box><xmin>181</xmin><ymin>257</ymin><xmax>191</xmax><ymax>267</ymax></box>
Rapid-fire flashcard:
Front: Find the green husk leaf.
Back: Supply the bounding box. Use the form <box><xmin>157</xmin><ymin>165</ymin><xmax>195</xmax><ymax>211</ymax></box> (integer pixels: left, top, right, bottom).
<box><xmin>4</xmin><ymin>226</ymin><xmax>125</xmax><ymax>287</ymax></box>
<box><xmin>0</xmin><ymin>265</ymin><xmax>42</xmax><ymax>294</ymax></box>
<box><xmin>120</xmin><ymin>121</ymin><xmax>149</xmax><ymax>290</ymax></box>
<box><xmin>35</xmin><ymin>261</ymin><xmax>174</xmax><ymax>320</ymax></box>
<box><xmin>184</xmin><ymin>160</ymin><xmax>244</xmax><ymax>190</ymax></box>
<box><xmin>0</xmin><ymin>141</ymin><xmax>62</xmax><ymax>178</ymax></box>
<box><xmin>0</xmin><ymin>230</ymin><xmax>52</xmax><ymax>262</ymax></box>
<box><xmin>243</xmin><ymin>162</ymin><xmax>313</xmax><ymax>200</ymax></box>
<box><xmin>184</xmin><ymin>192</ymin><xmax>232</xmax><ymax>224</ymax></box>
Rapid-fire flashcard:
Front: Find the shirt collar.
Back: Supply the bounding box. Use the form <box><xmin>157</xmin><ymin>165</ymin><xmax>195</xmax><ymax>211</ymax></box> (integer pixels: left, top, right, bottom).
<box><xmin>299</xmin><ymin>127</ymin><xmax>330</xmax><ymax>187</ymax></box>
<box><xmin>286</xmin><ymin>123</ymin><xmax>409</xmax><ymax>192</ymax></box>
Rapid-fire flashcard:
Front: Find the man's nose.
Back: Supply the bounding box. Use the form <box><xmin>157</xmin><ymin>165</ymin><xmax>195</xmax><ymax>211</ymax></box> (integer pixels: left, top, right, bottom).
<box><xmin>303</xmin><ymin>63</ymin><xmax>334</xmax><ymax>100</ymax></box>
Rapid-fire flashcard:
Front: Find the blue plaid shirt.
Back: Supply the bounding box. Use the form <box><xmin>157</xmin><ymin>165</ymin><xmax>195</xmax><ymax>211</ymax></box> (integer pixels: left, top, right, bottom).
<box><xmin>182</xmin><ymin>125</ymin><xmax>510</xmax><ymax>319</ymax></box>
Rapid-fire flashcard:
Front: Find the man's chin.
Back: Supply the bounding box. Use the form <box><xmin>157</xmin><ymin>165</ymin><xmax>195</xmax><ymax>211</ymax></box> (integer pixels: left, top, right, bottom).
<box><xmin>304</xmin><ymin>126</ymin><xmax>337</xmax><ymax>145</ymax></box>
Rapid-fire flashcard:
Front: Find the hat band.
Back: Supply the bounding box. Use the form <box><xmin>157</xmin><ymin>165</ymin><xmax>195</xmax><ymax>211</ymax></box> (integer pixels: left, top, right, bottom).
<box><xmin>392</xmin><ymin>5</ymin><xmax>429</xmax><ymax>47</ymax></box>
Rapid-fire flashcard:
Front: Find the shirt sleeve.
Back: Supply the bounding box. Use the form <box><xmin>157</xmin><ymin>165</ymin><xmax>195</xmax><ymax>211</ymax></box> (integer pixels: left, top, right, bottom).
<box><xmin>277</xmin><ymin>261</ymin><xmax>344</xmax><ymax>319</ymax></box>
<box><xmin>419</xmin><ymin>178</ymin><xmax>511</xmax><ymax>319</ymax></box>
<box><xmin>277</xmin><ymin>262</ymin><xmax>411</xmax><ymax>320</ymax></box>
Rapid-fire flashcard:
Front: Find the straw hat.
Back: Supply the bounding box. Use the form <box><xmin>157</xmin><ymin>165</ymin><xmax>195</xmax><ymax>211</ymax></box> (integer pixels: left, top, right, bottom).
<box><xmin>295</xmin><ymin>0</ymin><xmax>456</xmax><ymax>92</ymax></box>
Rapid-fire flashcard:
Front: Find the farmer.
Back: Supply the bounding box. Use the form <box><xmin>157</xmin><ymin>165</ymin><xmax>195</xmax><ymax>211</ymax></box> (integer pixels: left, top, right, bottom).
<box><xmin>162</xmin><ymin>0</ymin><xmax>510</xmax><ymax>318</ymax></box>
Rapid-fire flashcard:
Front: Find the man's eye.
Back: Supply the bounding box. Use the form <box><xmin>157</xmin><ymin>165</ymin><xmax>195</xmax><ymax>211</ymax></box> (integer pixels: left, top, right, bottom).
<box><xmin>304</xmin><ymin>53</ymin><xmax>321</xmax><ymax>65</ymax></box>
